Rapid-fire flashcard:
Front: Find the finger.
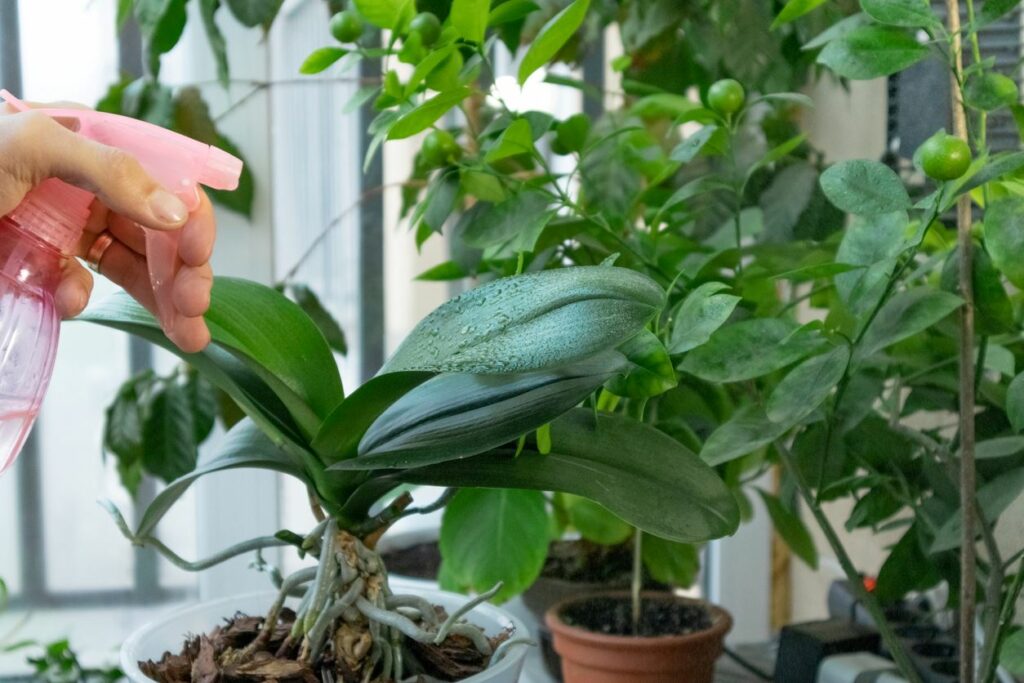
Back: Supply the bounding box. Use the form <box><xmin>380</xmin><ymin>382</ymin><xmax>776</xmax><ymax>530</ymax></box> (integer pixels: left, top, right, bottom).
<box><xmin>55</xmin><ymin>258</ymin><xmax>94</xmax><ymax>319</ymax></box>
<box><xmin>0</xmin><ymin>111</ymin><xmax>189</xmax><ymax>230</ymax></box>
<box><xmin>178</xmin><ymin>191</ymin><xmax>215</xmax><ymax>266</ymax></box>
<box><xmin>172</xmin><ymin>264</ymin><xmax>213</xmax><ymax>318</ymax></box>
<box><xmin>92</xmin><ymin>239</ymin><xmax>157</xmax><ymax>313</ymax></box>
<box><xmin>168</xmin><ymin>316</ymin><xmax>211</xmax><ymax>354</ymax></box>
<box><xmin>108</xmin><ymin>213</ymin><xmax>147</xmax><ymax>255</ymax></box>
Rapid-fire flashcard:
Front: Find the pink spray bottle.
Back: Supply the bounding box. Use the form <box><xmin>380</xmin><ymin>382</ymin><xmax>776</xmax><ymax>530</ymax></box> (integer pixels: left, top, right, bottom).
<box><xmin>0</xmin><ymin>89</ymin><xmax>243</xmax><ymax>474</ymax></box>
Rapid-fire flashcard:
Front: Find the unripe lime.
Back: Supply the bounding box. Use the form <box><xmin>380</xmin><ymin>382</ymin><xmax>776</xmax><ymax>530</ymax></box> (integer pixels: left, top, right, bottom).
<box><xmin>707</xmin><ymin>79</ymin><xmax>745</xmax><ymax>116</ymax></box>
<box><xmin>330</xmin><ymin>10</ymin><xmax>364</xmax><ymax>43</ymax></box>
<box><xmin>920</xmin><ymin>134</ymin><xmax>972</xmax><ymax>181</ymax></box>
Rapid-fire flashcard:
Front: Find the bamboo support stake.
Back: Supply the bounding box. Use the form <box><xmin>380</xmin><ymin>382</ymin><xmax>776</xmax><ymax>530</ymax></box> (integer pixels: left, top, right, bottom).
<box><xmin>945</xmin><ymin>0</ymin><xmax>978</xmax><ymax>680</ymax></box>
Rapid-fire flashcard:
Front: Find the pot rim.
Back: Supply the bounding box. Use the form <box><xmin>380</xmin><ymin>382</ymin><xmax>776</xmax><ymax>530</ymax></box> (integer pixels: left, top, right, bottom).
<box><xmin>545</xmin><ymin>590</ymin><xmax>732</xmax><ymax>648</ymax></box>
<box><xmin>121</xmin><ymin>584</ymin><xmax>529</xmax><ymax>682</ymax></box>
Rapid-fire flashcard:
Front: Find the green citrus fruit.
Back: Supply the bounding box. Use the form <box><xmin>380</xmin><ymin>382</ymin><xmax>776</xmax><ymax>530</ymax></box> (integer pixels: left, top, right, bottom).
<box><xmin>409</xmin><ymin>12</ymin><xmax>442</xmax><ymax>47</ymax></box>
<box><xmin>920</xmin><ymin>134</ymin><xmax>972</xmax><ymax>181</ymax></box>
<box><xmin>707</xmin><ymin>79</ymin><xmax>745</xmax><ymax>116</ymax></box>
<box><xmin>329</xmin><ymin>10</ymin><xmax>364</xmax><ymax>43</ymax></box>
<box><xmin>421</xmin><ymin>129</ymin><xmax>461</xmax><ymax>168</ymax></box>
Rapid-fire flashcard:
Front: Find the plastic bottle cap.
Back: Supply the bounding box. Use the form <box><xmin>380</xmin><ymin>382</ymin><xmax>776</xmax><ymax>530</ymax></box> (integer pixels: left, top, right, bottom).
<box><xmin>9</xmin><ymin>179</ymin><xmax>94</xmax><ymax>255</ymax></box>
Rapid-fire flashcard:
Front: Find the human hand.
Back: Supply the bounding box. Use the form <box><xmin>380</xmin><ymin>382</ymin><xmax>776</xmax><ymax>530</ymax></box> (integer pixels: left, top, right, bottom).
<box><xmin>0</xmin><ymin>103</ymin><xmax>214</xmax><ymax>352</ymax></box>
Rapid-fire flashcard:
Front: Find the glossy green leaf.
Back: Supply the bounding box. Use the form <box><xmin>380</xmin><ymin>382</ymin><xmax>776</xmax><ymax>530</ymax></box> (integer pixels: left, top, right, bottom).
<box><xmin>285</xmin><ymin>284</ymin><xmax>348</xmax><ymax>355</ymax></box>
<box><xmin>225</xmin><ymin>0</ymin><xmax>283</xmax><ymax>27</ymax></box>
<box><xmin>861</xmin><ymin>0</ymin><xmax>936</xmax><ymax>27</ymax></box>
<box><xmin>451</xmin><ymin>0</ymin><xmax>488</xmax><ymax>42</ymax></box>
<box><xmin>1008</xmin><ymin>372</ymin><xmax>1024</xmax><ymax>433</ymax></box>
<box><xmin>104</xmin><ymin>372</ymin><xmax>152</xmax><ymax>497</ymax></box>
<box><xmin>605</xmin><ymin>330</ymin><xmax>676</xmax><ymax>399</ymax></box>
<box><xmin>142</xmin><ymin>380</ymin><xmax>197</xmax><ymax>483</ymax></box>
<box><xmin>817</xmin><ymin>26</ymin><xmax>929</xmax><ymax>80</ymax></box>
<box><xmin>642</xmin><ymin>535</ymin><xmax>700</xmax><ymax>587</ymax></box>
<box><xmin>312</xmin><ymin>371</ymin><xmax>432</xmax><ymax>464</ymax></box>
<box><xmin>300</xmin><ymin>47</ymin><xmax>349</xmax><ymax>74</ymax></box>
<box><xmin>421</xmin><ymin>171</ymin><xmax>461</xmax><ymax>234</ymax></box>
<box><xmin>820</xmin><ymin>160</ymin><xmax>911</xmax><ymax>215</ymax></box>
<box><xmin>186</xmin><ymin>369</ymin><xmax>218</xmax><ymax>444</ymax></box>
<box><xmin>353</xmin><ymin>0</ymin><xmax>414</xmax><ymax>29</ymax></box>
<box><xmin>518</xmin><ymin>0</ymin><xmax>590</xmax><ymax>85</ymax></box>
<box><xmin>835</xmin><ymin>211</ymin><xmax>912</xmax><ymax>319</ymax></box>
<box><xmin>489</xmin><ymin>0</ymin><xmax>539</xmax><ymax>25</ymax></box>
<box><xmin>387</xmin><ymin>409</ymin><xmax>739</xmax><ymax>543</ymax></box>
<box><xmin>383</xmin><ymin>267</ymin><xmax>664</xmax><ymax>374</ymax></box>
<box><xmin>965</xmin><ymin>72</ymin><xmax>1019</xmax><ymax>111</ymax></box>
<box><xmin>954</xmin><ymin>152</ymin><xmax>1024</xmax><ymax>200</ymax></box>
<box><xmin>931</xmin><ymin>467</ymin><xmax>1024</xmax><ymax>552</ymax></box>
<box><xmin>485</xmin><ymin>119</ymin><xmax>535</xmax><ymax>164</ymax></box>
<box><xmin>772</xmin><ymin>0</ymin><xmax>828</xmax><ymax>28</ymax></box>
<box><xmin>82</xmin><ymin>278</ymin><xmax>343</xmax><ymax>439</ymax></box>
<box><xmin>389</xmin><ymin>87</ymin><xmax>473</xmax><ymax>140</ymax></box>
<box><xmin>758</xmin><ymin>489</ymin><xmax>818</xmax><ymax>568</ymax></box>
<box><xmin>985</xmin><ymin>197</ymin><xmax>1024</xmax><ymax>289</ymax></box>
<box><xmin>767</xmin><ymin>346</ymin><xmax>849</xmax><ymax>425</ymax></box>
<box><xmin>405</xmin><ymin>45</ymin><xmax>457</xmax><ymax>96</ymax></box>
<box><xmin>669</xmin><ymin>283</ymin><xmax>741</xmax><ymax>354</ymax></box>
<box><xmin>199</xmin><ymin>0</ymin><xmax>230</xmax><ymax>87</ymax></box>
<box><xmin>440</xmin><ymin>489</ymin><xmax>549</xmax><ymax>603</ymax></box>
<box><xmin>701</xmin><ymin>405</ymin><xmax>789</xmax><ymax>466</ymax></box>
<box><xmin>856</xmin><ymin>289</ymin><xmax>963</xmax><ymax>361</ymax></box>
<box><xmin>340</xmin><ymin>353</ymin><xmax>626</xmax><ymax>469</ymax></box>
<box><xmin>680</xmin><ymin>318</ymin><xmax>824</xmax><ymax>383</ymax></box>
<box><xmin>875</xmin><ymin>524</ymin><xmax>940</xmax><ymax>603</ymax></box>
<box><xmin>975</xmin><ymin>436</ymin><xmax>1024</xmax><ymax>459</ymax></box>
<box><xmin>669</xmin><ymin>125</ymin><xmax>719</xmax><ymax>163</ymax></box>
<box><xmin>803</xmin><ymin>12</ymin><xmax>873</xmax><ymax>50</ymax></box>
<box><xmin>565</xmin><ymin>494</ymin><xmax>634</xmax><ymax>545</ymax></box>
<box><xmin>134</xmin><ymin>419</ymin><xmax>304</xmax><ymax>538</ymax></box>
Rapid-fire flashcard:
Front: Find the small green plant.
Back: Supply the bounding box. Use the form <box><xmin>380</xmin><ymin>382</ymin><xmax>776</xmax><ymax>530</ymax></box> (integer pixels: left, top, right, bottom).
<box><xmin>85</xmin><ymin>268</ymin><xmax>738</xmax><ymax>680</ymax></box>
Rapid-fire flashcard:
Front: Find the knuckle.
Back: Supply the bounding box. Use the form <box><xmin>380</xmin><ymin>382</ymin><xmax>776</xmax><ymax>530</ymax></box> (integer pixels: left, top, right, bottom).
<box><xmin>103</xmin><ymin>148</ymin><xmax>147</xmax><ymax>186</ymax></box>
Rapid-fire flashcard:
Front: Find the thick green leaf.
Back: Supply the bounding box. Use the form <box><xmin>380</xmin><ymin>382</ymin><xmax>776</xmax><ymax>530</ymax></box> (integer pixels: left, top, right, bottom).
<box><xmin>383</xmin><ymin>267</ymin><xmax>664</xmax><ymax>374</ymax></box>
<box><xmin>185</xmin><ymin>369</ymin><xmax>218</xmax><ymax>444</ymax></box>
<box><xmin>387</xmin><ymin>409</ymin><xmax>739</xmax><ymax>543</ymax></box>
<box><xmin>353</xmin><ymin>0</ymin><xmax>414</xmax><ymax>29</ymax></box>
<box><xmin>817</xmin><ymin>25</ymin><xmax>929</xmax><ymax>80</ymax></box>
<box><xmin>680</xmin><ymin>318</ymin><xmax>825</xmax><ymax>382</ymax></box>
<box><xmin>199</xmin><ymin>0</ymin><xmax>230</xmax><ymax>87</ymax></box>
<box><xmin>339</xmin><ymin>352</ymin><xmax>626</xmax><ymax>469</ymax></box>
<box><xmin>461</xmin><ymin>190</ymin><xmax>554</xmax><ymax>254</ymax></box>
<box><xmin>565</xmin><ymin>495</ymin><xmax>634</xmax><ymax>545</ymax></box>
<box><xmin>134</xmin><ymin>419</ymin><xmax>304</xmax><ymax>538</ymax></box>
<box><xmin>875</xmin><ymin>524</ymin><xmax>940</xmax><ymax>603</ymax></box>
<box><xmin>820</xmin><ymin>160</ymin><xmax>911</xmax><ymax>215</ymax></box>
<box><xmin>835</xmin><ymin>211</ymin><xmax>912</xmax><ymax>320</ymax></box>
<box><xmin>300</xmin><ymin>47</ymin><xmax>349</xmax><ymax>74</ymax></box>
<box><xmin>1002</xmin><ymin>629</ymin><xmax>1024</xmax><ymax>675</ymax></box>
<box><xmin>518</xmin><ymin>0</ymin><xmax>590</xmax><ymax>85</ymax></box>
<box><xmin>605</xmin><ymin>330</ymin><xmax>676</xmax><ymax>399</ymax></box>
<box><xmin>758</xmin><ymin>489</ymin><xmax>818</xmax><ymax>568</ymax></box>
<box><xmin>670</xmin><ymin>125</ymin><xmax>719</xmax><ymax>163</ymax></box>
<box><xmin>861</xmin><ymin>0</ymin><xmax>936</xmax><ymax>27</ymax></box>
<box><xmin>82</xmin><ymin>278</ymin><xmax>343</xmax><ymax>439</ymax></box>
<box><xmin>856</xmin><ymin>289</ymin><xmax>963</xmax><ymax>361</ymax></box>
<box><xmin>642</xmin><ymin>535</ymin><xmax>700</xmax><ymax>587</ymax></box>
<box><xmin>701</xmin><ymin>405</ymin><xmax>789</xmax><ymax>466</ymax></box>
<box><xmin>772</xmin><ymin>0</ymin><xmax>828</xmax><ymax>28</ymax></box>
<box><xmin>985</xmin><ymin>197</ymin><xmax>1024</xmax><ymax>289</ymax></box>
<box><xmin>142</xmin><ymin>381</ymin><xmax>197</xmax><ymax>483</ymax></box>
<box><xmin>451</xmin><ymin>0</ymin><xmax>488</xmax><ymax>42</ymax></box>
<box><xmin>440</xmin><ymin>489</ymin><xmax>549</xmax><ymax>602</ymax></box>
<box><xmin>484</xmin><ymin>119</ymin><xmax>535</xmax><ymax>164</ymax></box>
<box><xmin>931</xmin><ymin>467</ymin><xmax>1024</xmax><ymax>552</ymax></box>
<box><xmin>975</xmin><ymin>436</ymin><xmax>1024</xmax><ymax>459</ymax></box>
<box><xmin>389</xmin><ymin>88</ymin><xmax>473</xmax><ymax>140</ymax></box>
<box><xmin>312</xmin><ymin>372</ymin><xmax>432</xmax><ymax>464</ymax></box>
<box><xmin>286</xmin><ymin>284</ymin><xmax>347</xmax><ymax>355</ymax></box>
<box><xmin>1008</xmin><ymin>372</ymin><xmax>1024</xmax><ymax>433</ymax></box>
<box><xmin>669</xmin><ymin>283</ymin><xmax>741</xmax><ymax>354</ymax></box>
<box><xmin>767</xmin><ymin>346</ymin><xmax>849</xmax><ymax>425</ymax></box>
<box><xmin>225</xmin><ymin>0</ymin><xmax>283</xmax><ymax>27</ymax></box>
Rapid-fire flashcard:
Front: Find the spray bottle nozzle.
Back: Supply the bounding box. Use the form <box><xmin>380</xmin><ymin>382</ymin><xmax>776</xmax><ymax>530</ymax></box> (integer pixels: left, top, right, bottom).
<box><xmin>0</xmin><ymin>89</ymin><xmax>244</xmax><ymax>333</ymax></box>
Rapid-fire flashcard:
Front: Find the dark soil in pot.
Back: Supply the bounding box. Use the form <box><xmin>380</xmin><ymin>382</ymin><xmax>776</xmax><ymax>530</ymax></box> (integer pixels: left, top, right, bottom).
<box><xmin>140</xmin><ymin>605</ymin><xmax>509</xmax><ymax>682</ymax></box>
<box><xmin>546</xmin><ymin>592</ymin><xmax>731</xmax><ymax>683</ymax></box>
<box><xmin>559</xmin><ymin>595</ymin><xmax>712</xmax><ymax>637</ymax></box>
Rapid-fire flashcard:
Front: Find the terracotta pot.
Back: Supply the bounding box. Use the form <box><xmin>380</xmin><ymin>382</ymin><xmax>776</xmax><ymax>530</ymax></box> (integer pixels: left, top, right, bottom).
<box><xmin>546</xmin><ymin>592</ymin><xmax>732</xmax><ymax>683</ymax></box>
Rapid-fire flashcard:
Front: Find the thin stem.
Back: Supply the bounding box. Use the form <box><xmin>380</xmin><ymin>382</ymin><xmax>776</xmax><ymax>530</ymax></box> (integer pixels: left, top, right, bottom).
<box><xmin>946</xmin><ymin>0</ymin><xmax>978</xmax><ymax>678</ymax></box>
<box><xmin>632</xmin><ymin>529</ymin><xmax>643</xmax><ymax>633</ymax></box>
<box><xmin>775</xmin><ymin>442</ymin><xmax>924</xmax><ymax>683</ymax></box>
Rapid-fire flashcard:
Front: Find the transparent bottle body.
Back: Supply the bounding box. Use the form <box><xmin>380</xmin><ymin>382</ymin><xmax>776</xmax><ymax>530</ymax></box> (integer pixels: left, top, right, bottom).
<box><xmin>0</xmin><ymin>216</ymin><xmax>61</xmax><ymax>474</ymax></box>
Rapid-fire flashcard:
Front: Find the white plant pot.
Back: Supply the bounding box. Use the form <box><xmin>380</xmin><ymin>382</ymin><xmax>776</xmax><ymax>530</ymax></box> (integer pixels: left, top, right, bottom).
<box><xmin>121</xmin><ymin>582</ymin><xmax>530</xmax><ymax>683</ymax></box>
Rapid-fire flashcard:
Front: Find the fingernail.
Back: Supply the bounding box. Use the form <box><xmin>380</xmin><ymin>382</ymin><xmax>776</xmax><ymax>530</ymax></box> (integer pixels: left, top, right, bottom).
<box><xmin>148</xmin><ymin>190</ymin><xmax>188</xmax><ymax>225</ymax></box>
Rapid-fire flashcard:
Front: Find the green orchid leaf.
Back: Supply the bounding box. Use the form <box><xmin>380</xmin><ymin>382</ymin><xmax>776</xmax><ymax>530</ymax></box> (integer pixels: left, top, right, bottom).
<box><xmin>383</xmin><ymin>267</ymin><xmax>664</xmax><ymax>374</ymax></box>
<box><xmin>382</xmin><ymin>409</ymin><xmax>739</xmax><ymax>543</ymax></box>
